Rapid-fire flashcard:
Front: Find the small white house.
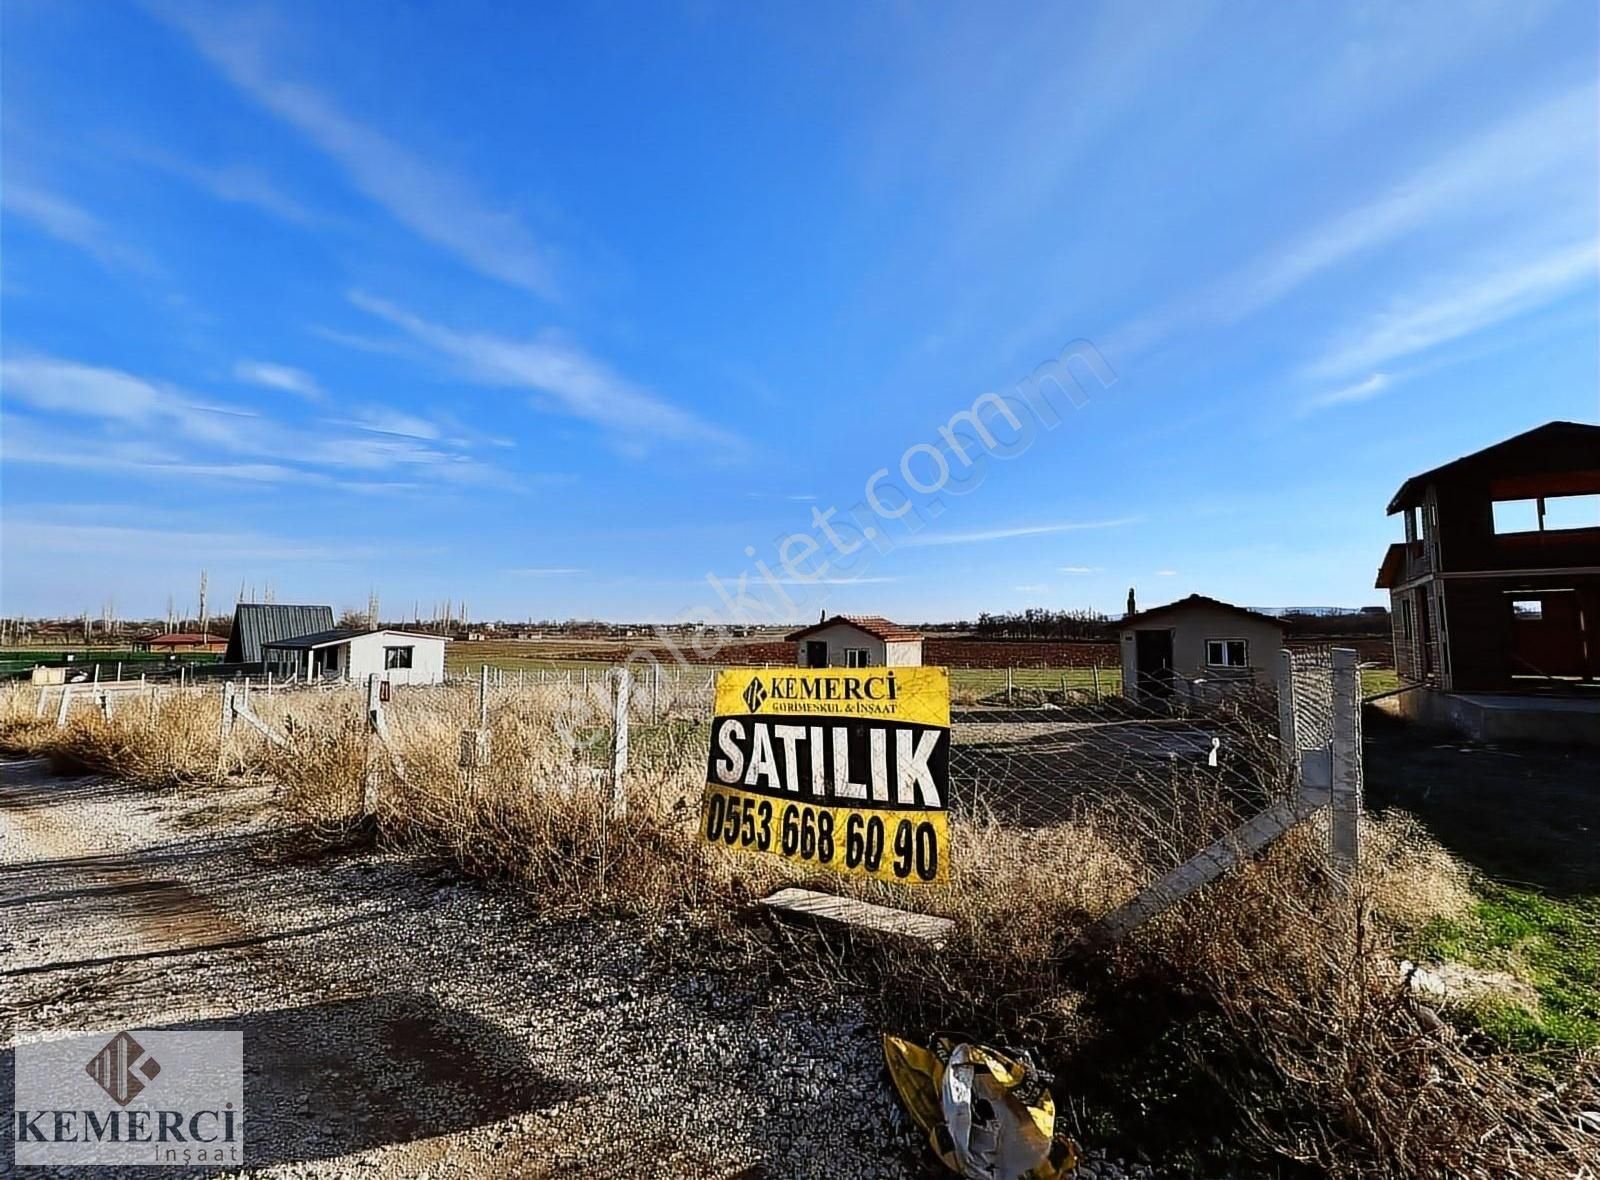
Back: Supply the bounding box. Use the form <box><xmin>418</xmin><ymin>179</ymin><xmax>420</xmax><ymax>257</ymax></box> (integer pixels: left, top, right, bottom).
<box><xmin>787</xmin><ymin>614</ymin><xmax>924</xmax><ymax>668</ymax></box>
<box><xmin>1118</xmin><ymin>595</ymin><xmax>1286</xmax><ymax>704</ymax></box>
<box><xmin>261</xmin><ymin>627</ymin><xmax>449</xmax><ymax>686</ymax></box>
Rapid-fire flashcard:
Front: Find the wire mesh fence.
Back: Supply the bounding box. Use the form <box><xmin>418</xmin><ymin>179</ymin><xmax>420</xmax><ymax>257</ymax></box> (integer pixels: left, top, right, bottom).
<box><xmin>41</xmin><ymin>648</ymin><xmax>1349</xmax><ymax>937</ymax></box>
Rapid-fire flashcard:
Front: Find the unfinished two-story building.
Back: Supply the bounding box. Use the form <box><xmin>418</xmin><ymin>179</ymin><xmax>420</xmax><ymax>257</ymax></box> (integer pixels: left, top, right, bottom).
<box><xmin>1375</xmin><ymin>420</ymin><xmax>1600</xmax><ymax>742</ymax></box>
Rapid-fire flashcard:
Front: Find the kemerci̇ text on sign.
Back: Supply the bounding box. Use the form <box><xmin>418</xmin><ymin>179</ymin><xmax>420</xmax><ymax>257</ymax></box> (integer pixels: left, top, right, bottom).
<box><xmin>701</xmin><ymin>667</ymin><xmax>951</xmax><ymax>884</ymax></box>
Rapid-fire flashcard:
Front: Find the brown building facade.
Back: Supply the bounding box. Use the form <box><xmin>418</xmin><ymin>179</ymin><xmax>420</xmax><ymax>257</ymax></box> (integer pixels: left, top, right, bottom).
<box><xmin>1375</xmin><ymin>421</ymin><xmax>1600</xmax><ymax>692</ymax></box>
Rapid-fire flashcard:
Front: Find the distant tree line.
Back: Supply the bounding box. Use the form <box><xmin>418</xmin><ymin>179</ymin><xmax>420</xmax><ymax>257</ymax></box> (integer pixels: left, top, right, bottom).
<box><xmin>972</xmin><ymin>608</ymin><xmax>1111</xmax><ymax>640</ymax></box>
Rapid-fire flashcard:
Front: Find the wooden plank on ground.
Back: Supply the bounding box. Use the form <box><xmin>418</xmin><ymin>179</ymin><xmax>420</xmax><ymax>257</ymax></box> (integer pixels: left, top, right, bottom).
<box><xmin>759</xmin><ymin>887</ymin><xmax>954</xmax><ymax>946</ymax></box>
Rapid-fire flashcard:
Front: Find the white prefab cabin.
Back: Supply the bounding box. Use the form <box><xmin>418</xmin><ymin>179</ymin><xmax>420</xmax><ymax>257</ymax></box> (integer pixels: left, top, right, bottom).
<box><xmin>261</xmin><ymin>628</ymin><xmax>448</xmax><ymax>685</ymax></box>
<box><xmin>786</xmin><ymin>615</ymin><xmax>924</xmax><ymax>668</ymax></box>
<box><xmin>1117</xmin><ymin>595</ymin><xmax>1285</xmax><ymax>704</ymax></box>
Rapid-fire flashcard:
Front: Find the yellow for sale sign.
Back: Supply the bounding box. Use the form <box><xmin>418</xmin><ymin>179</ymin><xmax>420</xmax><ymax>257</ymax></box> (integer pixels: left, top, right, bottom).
<box><xmin>701</xmin><ymin>666</ymin><xmax>951</xmax><ymax>884</ymax></box>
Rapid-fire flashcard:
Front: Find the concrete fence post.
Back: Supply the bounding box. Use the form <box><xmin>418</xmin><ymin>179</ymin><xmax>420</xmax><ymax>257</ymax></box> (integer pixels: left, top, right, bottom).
<box><xmin>364</xmin><ymin>673</ymin><xmax>384</xmax><ymax>817</ymax></box>
<box><xmin>35</xmin><ymin>687</ymin><xmax>48</xmax><ymax>718</ymax></box>
<box><xmin>116</xmin><ymin>662</ymin><xmax>123</xmax><ymax>683</ymax></box>
<box><xmin>1006</xmin><ymin>667</ymin><xmax>1013</xmax><ymax>705</ymax></box>
<box><xmin>56</xmin><ymin>684</ymin><xmax>73</xmax><ymax>728</ymax></box>
<box><xmin>611</xmin><ymin>669</ymin><xmax>631</xmax><ymax>818</ymax></box>
<box><xmin>1092</xmin><ymin>665</ymin><xmax>1101</xmax><ymax>703</ymax></box>
<box><xmin>1276</xmin><ymin>649</ymin><xmax>1299</xmax><ymax>782</ymax></box>
<box><xmin>217</xmin><ymin>682</ymin><xmax>236</xmax><ymax>770</ymax></box>
<box><xmin>1330</xmin><ymin>648</ymin><xmax>1363</xmax><ymax>886</ymax></box>
<box><xmin>479</xmin><ymin>663</ymin><xmax>489</xmax><ymax>729</ymax></box>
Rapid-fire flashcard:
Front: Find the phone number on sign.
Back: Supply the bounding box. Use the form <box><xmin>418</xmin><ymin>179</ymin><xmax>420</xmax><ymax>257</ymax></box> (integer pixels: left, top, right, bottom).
<box><xmin>700</xmin><ymin>786</ymin><xmax>945</xmax><ymax>883</ymax></box>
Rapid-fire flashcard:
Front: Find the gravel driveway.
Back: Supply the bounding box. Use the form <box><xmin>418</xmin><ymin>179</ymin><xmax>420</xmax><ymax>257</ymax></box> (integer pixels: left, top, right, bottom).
<box><xmin>0</xmin><ymin>756</ymin><xmax>923</xmax><ymax>1178</ymax></box>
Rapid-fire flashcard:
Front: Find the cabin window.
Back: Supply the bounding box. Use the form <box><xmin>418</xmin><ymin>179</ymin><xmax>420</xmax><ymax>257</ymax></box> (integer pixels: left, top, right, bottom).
<box><xmin>1400</xmin><ymin>599</ymin><xmax>1414</xmax><ymax>642</ymax></box>
<box><xmin>1205</xmin><ymin>639</ymin><xmax>1248</xmax><ymax>668</ymax></box>
<box><xmin>1510</xmin><ymin>599</ymin><xmax>1543</xmax><ymax>621</ymax></box>
<box><xmin>384</xmin><ymin>646</ymin><xmax>414</xmax><ymax>669</ymax></box>
<box><xmin>844</xmin><ymin>648</ymin><xmax>871</xmax><ymax>668</ymax></box>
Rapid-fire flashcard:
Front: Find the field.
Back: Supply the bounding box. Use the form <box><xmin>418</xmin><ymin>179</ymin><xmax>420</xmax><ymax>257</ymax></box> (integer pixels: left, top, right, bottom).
<box><xmin>446</xmin><ymin>636</ymin><xmax>1401</xmax><ymax>700</ymax></box>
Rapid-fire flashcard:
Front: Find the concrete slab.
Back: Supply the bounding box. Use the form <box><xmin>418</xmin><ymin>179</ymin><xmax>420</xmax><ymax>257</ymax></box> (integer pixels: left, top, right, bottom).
<box><xmin>1383</xmin><ymin>688</ymin><xmax>1600</xmax><ymax>746</ymax></box>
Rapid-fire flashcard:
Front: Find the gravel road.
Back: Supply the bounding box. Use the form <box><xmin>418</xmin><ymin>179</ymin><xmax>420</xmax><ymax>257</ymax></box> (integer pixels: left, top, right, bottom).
<box><xmin>0</xmin><ymin>757</ymin><xmax>1151</xmax><ymax>1178</ymax></box>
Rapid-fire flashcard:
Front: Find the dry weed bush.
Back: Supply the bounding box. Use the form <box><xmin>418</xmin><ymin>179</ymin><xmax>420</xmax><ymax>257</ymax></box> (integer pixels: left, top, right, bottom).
<box><xmin>1125</xmin><ymin>820</ymin><xmax>1594</xmax><ymax>1178</ymax></box>
<box><xmin>3</xmin><ymin>679</ymin><xmax>1592</xmax><ymax>1177</ymax></box>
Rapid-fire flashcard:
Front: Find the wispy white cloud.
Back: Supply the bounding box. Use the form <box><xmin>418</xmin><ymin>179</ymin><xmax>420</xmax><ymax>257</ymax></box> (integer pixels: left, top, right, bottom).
<box><xmin>130</xmin><ymin>146</ymin><xmax>319</xmax><ymax>224</ymax></box>
<box><xmin>1299</xmin><ymin>372</ymin><xmax>1392</xmax><ymax>415</ymax></box>
<box><xmin>325</xmin><ymin>407</ymin><xmax>440</xmax><ymax>441</ymax></box>
<box><xmin>3</xmin><ymin>519</ymin><xmax>374</xmax><ymax>563</ymax></box>
<box><xmin>1302</xmin><ymin>240</ymin><xmax>1598</xmax><ymax>381</ymax></box>
<box><xmin>1155</xmin><ymin>569</ymin><xmax>1178</xmax><ymax>577</ymax></box>
<box><xmin>155</xmin><ymin>3</ymin><xmax>557</xmax><ymax>296</ymax></box>
<box><xmin>902</xmin><ymin>519</ymin><xmax>1138</xmax><ymax>547</ymax></box>
<box><xmin>348</xmin><ymin>291</ymin><xmax>742</xmax><ymax>452</ymax></box>
<box><xmin>1</xmin><ymin>354</ymin><xmax>516</xmax><ymax>491</ymax></box>
<box><xmin>1224</xmin><ymin>84</ymin><xmax>1595</xmax><ymax>320</ymax></box>
<box><xmin>1</xmin><ymin>183</ymin><xmax>153</xmax><ymax>272</ymax></box>
<box><xmin>1111</xmin><ymin>82</ymin><xmax>1597</xmax><ymax>357</ymax></box>
<box><xmin>1059</xmin><ymin>565</ymin><xmax>1103</xmax><ymax>574</ymax></box>
<box><xmin>234</xmin><ymin>359</ymin><xmax>322</xmax><ymax>400</ymax></box>
<box><xmin>507</xmin><ymin>567</ymin><xmax>586</xmax><ymax>576</ymax></box>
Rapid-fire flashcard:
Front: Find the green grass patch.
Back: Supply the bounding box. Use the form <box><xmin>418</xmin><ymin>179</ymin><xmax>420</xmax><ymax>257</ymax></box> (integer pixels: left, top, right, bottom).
<box><xmin>1414</xmin><ymin>885</ymin><xmax>1600</xmax><ymax>1051</ymax></box>
<box><xmin>1360</xmin><ymin>667</ymin><xmax>1399</xmax><ymax>697</ymax></box>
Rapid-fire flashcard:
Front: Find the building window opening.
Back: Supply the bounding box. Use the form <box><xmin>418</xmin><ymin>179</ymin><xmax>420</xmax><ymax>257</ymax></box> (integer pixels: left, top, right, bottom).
<box><xmin>1205</xmin><ymin>639</ymin><xmax>1249</xmax><ymax>668</ymax></box>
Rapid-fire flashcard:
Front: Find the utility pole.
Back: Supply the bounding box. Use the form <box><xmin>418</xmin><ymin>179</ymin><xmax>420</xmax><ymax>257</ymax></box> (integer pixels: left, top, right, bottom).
<box><xmin>368</xmin><ymin>588</ymin><xmax>380</xmax><ymax>629</ymax></box>
<box><xmin>198</xmin><ymin>570</ymin><xmax>209</xmax><ymax>642</ymax></box>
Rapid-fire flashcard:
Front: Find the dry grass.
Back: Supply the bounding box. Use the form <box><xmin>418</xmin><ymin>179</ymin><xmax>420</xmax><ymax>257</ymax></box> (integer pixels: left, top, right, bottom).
<box><xmin>2</xmin><ymin>679</ymin><xmax>1593</xmax><ymax>1177</ymax></box>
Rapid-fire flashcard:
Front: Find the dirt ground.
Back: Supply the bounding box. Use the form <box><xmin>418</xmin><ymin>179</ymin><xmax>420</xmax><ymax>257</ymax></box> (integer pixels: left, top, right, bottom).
<box><xmin>1362</xmin><ymin>712</ymin><xmax>1600</xmax><ymax>897</ymax></box>
<box><xmin>0</xmin><ymin>757</ymin><xmax>924</xmax><ymax>1178</ymax></box>
<box><xmin>0</xmin><ymin>758</ymin><xmax>1160</xmax><ymax>1179</ymax></box>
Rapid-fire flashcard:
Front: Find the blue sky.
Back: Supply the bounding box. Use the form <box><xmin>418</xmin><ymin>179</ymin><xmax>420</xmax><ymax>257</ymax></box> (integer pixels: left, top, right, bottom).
<box><xmin>2</xmin><ymin>1</ymin><xmax>1597</xmax><ymax>625</ymax></box>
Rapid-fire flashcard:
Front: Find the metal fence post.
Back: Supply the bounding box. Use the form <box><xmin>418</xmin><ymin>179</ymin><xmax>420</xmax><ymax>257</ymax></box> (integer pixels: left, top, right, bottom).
<box><xmin>1330</xmin><ymin>648</ymin><xmax>1363</xmax><ymax>886</ymax></box>
<box><xmin>611</xmin><ymin>669</ymin><xmax>631</xmax><ymax>817</ymax></box>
